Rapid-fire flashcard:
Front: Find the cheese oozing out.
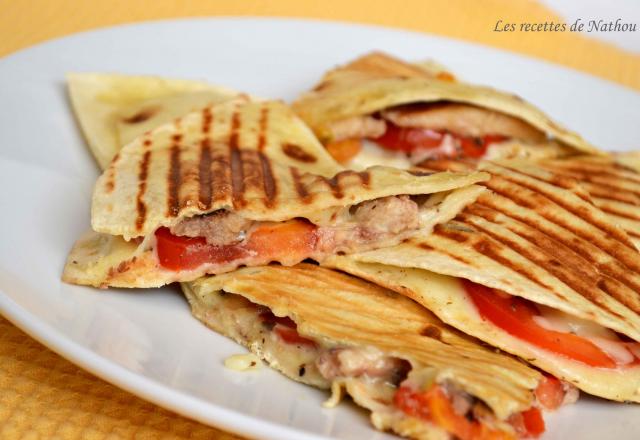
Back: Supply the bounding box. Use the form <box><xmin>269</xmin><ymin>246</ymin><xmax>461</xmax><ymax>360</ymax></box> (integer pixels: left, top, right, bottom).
<box><xmin>532</xmin><ymin>305</ymin><xmax>638</xmax><ymax>366</ymax></box>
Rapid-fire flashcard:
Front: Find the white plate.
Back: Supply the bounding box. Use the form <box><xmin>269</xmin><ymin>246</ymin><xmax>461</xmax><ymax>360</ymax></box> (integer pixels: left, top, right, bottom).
<box><xmin>1</xmin><ymin>18</ymin><xmax>639</xmax><ymax>440</ymax></box>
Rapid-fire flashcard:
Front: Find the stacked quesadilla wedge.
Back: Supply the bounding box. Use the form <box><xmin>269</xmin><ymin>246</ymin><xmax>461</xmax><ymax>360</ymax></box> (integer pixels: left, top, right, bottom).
<box><xmin>294</xmin><ymin>52</ymin><xmax>640</xmax><ymax>247</ymax></box>
<box><xmin>63</xmin><ymin>98</ymin><xmax>488</xmax><ymax>288</ymax></box>
<box><xmin>292</xmin><ymin>52</ymin><xmax>600</xmax><ymax>169</ymax></box>
<box><xmin>183</xmin><ymin>264</ymin><xmax>574</xmax><ymax>440</ymax></box>
<box><xmin>327</xmin><ymin>159</ymin><xmax>640</xmax><ymax>402</ymax></box>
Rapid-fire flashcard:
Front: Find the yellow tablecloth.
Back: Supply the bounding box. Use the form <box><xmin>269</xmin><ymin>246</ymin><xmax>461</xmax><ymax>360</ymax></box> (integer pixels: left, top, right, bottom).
<box><xmin>1</xmin><ymin>1</ymin><xmax>639</xmax><ymax>439</ymax></box>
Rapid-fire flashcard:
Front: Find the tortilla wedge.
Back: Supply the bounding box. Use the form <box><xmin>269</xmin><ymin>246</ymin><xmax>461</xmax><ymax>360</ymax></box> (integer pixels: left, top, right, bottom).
<box><xmin>63</xmin><ymin>98</ymin><xmax>487</xmax><ymax>288</ymax></box>
<box><xmin>67</xmin><ymin>72</ymin><xmax>240</xmax><ymax>169</ymax></box>
<box><xmin>292</xmin><ymin>52</ymin><xmax>599</xmax><ymax>163</ymax></box>
<box><xmin>183</xmin><ymin>263</ymin><xmax>562</xmax><ymax>439</ymax></box>
<box><xmin>326</xmin><ymin>159</ymin><xmax>640</xmax><ymax>402</ymax></box>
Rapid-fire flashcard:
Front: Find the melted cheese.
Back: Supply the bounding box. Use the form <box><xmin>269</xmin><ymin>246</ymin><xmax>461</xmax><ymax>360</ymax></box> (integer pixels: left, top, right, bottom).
<box><xmin>533</xmin><ymin>305</ymin><xmax>637</xmax><ymax>366</ymax></box>
<box><xmin>347</xmin><ymin>140</ymin><xmax>412</xmax><ymax>170</ymax></box>
<box><xmin>224</xmin><ymin>353</ymin><xmax>261</xmax><ymax>371</ymax></box>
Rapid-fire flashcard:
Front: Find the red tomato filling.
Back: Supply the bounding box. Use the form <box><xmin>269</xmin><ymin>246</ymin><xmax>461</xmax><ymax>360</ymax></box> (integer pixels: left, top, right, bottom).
<box><xmin>155</xmin><ymin>219</ymin><xmax>318</xmax><ymax>271</ymax></box>
<box><xmin>534</xmin><ymin>376</ymin><xmax>565</xmax><ymax>411</ymax></box>
<box><xmin>509</xmin><ymin>408</ymin><xmax>545</xmax><ymax>438</ymax></box>
<box><xmin>372</xmin><ymin>123</ymin><xmax>507</xmax><ymax>158</ymax></box>
<box><xmin>463</xmin><ymin>280</ymin><xmax>637</xmax><ymax>369</ymax></box>
<box><xmin>259</xmin><ymin>310</ymin><xmax>317</xmax><ymax>348</ymax></box>
<box><xmin>394</xmin><ymin>385</ymin><xmax>531</xmax><ymax>439</ymax></box>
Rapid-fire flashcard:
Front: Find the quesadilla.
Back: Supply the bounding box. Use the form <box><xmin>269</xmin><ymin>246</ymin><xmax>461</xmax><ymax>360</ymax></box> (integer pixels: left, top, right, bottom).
<box><xmin>67</xmin><ymin>72</ymin><xmax>240</xmax><ymax>169</ymax></box>
<box><xmin>184</xmin><ymin>264</ymin><xmax>576</xmax><ymax>439</ymax></box>
<box><xmin>63</xmin><ymin>98</ymin><xmax>487</xmax><ymax>288</ymax></box>
<box><xmin>326</xmin><ymin>159</ymin><xmax>640</xmax><ymax>402</ymax></box>
<box><xmin>292</xmin><ymin>52</ymin><xmax>600</xmax><ymax>169</ymax></box>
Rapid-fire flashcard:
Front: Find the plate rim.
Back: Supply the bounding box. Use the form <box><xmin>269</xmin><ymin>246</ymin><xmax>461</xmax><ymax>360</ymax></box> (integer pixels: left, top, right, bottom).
<box><xmin>1</xmin><ymin>16</ymin><xmax>639</xmax><ymax>440</ymax></box>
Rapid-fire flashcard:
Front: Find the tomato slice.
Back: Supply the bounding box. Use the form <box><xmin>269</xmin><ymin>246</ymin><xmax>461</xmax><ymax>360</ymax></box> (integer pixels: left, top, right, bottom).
<box><xmin>521</xmin><ymin>408</ymin><xmax>545</xmax><ymax>437</ymax></box>
<box><xmin>325</xmin><ymin>138</ymin><xmax>362</xmax><ymax>163</ymax></box>
<box><xmin>394</xmin><ymin>385</ymin><xmax>516</xmax><ymax>440</ymax></box>
<box><xmin>463</xmin><ymin>280</ymin><xmax>617</xmax><ymax>368</ymax></box>
<box><xmin>509</xmin><ymin>408</ymin><xmax>545</xmax><ymax>438</ymax></box>
<box><xmin>260</xmin><ymin>310</ymin><xmax>317</xmax><ymax>348</ymax></box>
<box><xmin>155</xmin><ymin>219</ymin><xmax>317</xmax><ymax>271</ymax></box>
<box><xmin>373</xmin><ymin>124</ymin><xmax>507</xmax><ymax>158</ymax></box>
<box><xmin>273</xmin><ymin>325</ymin><xmax>317</xmax><ymax>347</ymax></box>
<box><xmin>375</xmin><ymin>125</ymin><xmax>445</xmax><ymax>152</ymax></box>
<box><xmin>535</xmin><ymin>376</ymin><xmax>565</xmax><ymax>410</ymax></box>
<box><xmin>155</xmin><ymin>227</ymin><xmax>250</xmax><ymax>270</ymax></box>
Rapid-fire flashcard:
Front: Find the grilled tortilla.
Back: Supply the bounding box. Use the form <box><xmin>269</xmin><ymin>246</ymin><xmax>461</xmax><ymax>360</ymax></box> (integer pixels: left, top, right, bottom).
<box><xmin>327</xmin><ymin>159</ymin><xmax>640</xmax><ymax>401</ymax></box>
<box><xmin>67</xmin><ymin>72</ymin><xmax>239</xmax><ymax>169</ymax></box>
<box><xmin>292</xmin><ymin>52</ymin><xmax>599</xmax><ymax>169</ymax></box>
<box><xmin>183</xmin><ymin>264</ymin><xmax>569</xmax><ymax>440</ymax></box>
<box><xmin>63</xmin><ymin>98</ymin><xmax>487</xmax><ymax>288</ymax></box>
<box><xmin>537</xmin><ymin>154</ymin><xmax>640</xmax><ymax>250</ymax></box>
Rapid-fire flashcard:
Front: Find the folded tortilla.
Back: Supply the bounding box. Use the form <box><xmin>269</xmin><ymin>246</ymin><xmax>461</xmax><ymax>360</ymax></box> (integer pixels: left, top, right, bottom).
<box><xmin>67</xmin><ymin>72</ymin><xmax>240</xmax><ymax>169</ymax></box>
<box><xmin>292</xmin><ymin>52</ymin><xmax>599</xmax><ymax>166</ymax></box>
<box><xmin>183</xmin><ymin>264</ymin><xmax>562</xmax><ymax>439</ymax></box>
<box><xmin>63</xmin><ymin>98</ymin><xmax>487</xmax><ymax>288</ymax></box>
<box><xmin>326</xmin><ymin>159</ymin><xmax>640</xmax><ymax>402</ymax></box>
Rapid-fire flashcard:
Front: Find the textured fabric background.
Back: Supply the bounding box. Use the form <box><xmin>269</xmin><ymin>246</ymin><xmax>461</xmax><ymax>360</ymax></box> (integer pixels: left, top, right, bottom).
<box><xmin>1</xmin><ymin>0</ymin><xmax>639</xmax><ymax>89</ymax></box>
<box><xmin>1</xmin><ymin>1</ymin><xmax>638</xmax><ymax>439</ymax></box>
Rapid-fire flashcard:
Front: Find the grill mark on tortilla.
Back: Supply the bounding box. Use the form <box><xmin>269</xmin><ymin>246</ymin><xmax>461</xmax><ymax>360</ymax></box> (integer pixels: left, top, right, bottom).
<box><xmin>488</xmin><ymin>162</ymin><xmax>593</xmax><ymax>203</ymax></box>
<box><xmin>421</xmin><ymin>325</ymin><xmax>442</xmax><ymax>340</ymax></box>
<box><xmin>202</xmin><ymin>107</ymin><xmax>213</xmax><ymax>134</ymax></box>
<box><xmin>434</xmin><ymin>224</ymin><xmax>560</xmax><ymax>295</ymax></box>
<box><xmin>470</xmin><ymin>235</ymin><xmax>560</xmax><ymax>298</ymax></box>
<box><xmin>122</xmin><ymin>106</ymin><xmax>159</xmax><ymax>124</ymax></box>
<box><xmin>104</xmin><ymin>152</ymin><xmax>120</xmax><ymax>193</ymax></box>
<box><xmin>358</xmin><ymin>171</ymin><xmax>371</xmax><ymax>187</ymax></box>
<box><xmin>464</xmin><ymin>216</ymin><xmax>633</xmax><ymax>309</ymax></box>
<box><xmin>282</xmin><ymin>143</ymin><xmax>317</xmax><ymax>163</ymax></box>
<box><xmin>257</xmin><ymin>105</ymin><xmax>269</xmax><ymax>151</ymax></box>
<box><xmin>418</xmin><ymin>158</ymin><xmax>474</xmax><ymax>173</ymax></box>
<box><xmin>259</xmin><ymin>152</ymin><xmax>277</xmax><ymax>207</ymax></box>
<box><xmin>541</xmin><ymin>162</ymin><xmax>640</xmax><ymax>197</ymax></box>
<box><xmin>484</xmin><ymin>179</ymin><xmax>640</xmax><ymax>286</ymax></box>
<box><xmin>198</xmin><ymin>138</ymin><xmax>213</xmax><ymax>210</ymax></box>
<box><xmin>545</xmin><ymin>161</ymin><xmax>640</xmax><ymax>185</ymax></box>
<box><xmin>485</xmin><ymin>172</ymin><xmax>636</xmax><ymax>252</ymax></box>
<box><xmin>583</xmin><ymin>185</ymin><xmax>639</xmax><ymax>205</ymax></box>
<box><xmin>290</xmin><ymin>167</ymin><xmax>311</xmax><ymax>203</ymax></box>
<box><xmin>135</xmin><ymin>150</ymin><xmax>152</xmax><ymax>231</ymax></box>
<box><xmin>230</xmin><ymin>149</ymin><xmax>245</xmax><ymax>208</ymax></box>
<box><xmin>433</xmin><ymin>225</ymin><xmax>471</xmax><ymax>243</ymax></box>
<box><xmin>421</xmin><ymin>239</ymin><xmax>474</xmax><ymax>265</ymax></box>
<box><xmin>545</xmin><ymin>165</ymin><xmax>640</xmax><ymax>188</ymax></box>
<box><xmin>167</xmin><ymin>134</ymin><xmax>182</xmax><ymax>217</ymax></box>
<box><xmin>229</xmin><ymin>110</ymin><xmax>246</xmax><ymax>208</ymax></box>
<box><xmin>571</xmin><ymin>175</ymin><xmax>640</xmax><ymax>199</ymax></box>
<box><xmin>595</xmin><ymin>201</ymin><xmax>640</xmax><ymax>221</ymax></box>
<box><xmin>198</xmin><ymin>108</ymin><xmax>214</xmax><ymax>210</ymax></box>
<box><xmin>498</xmin><ymin>163</ymin><xmax>579</xmax><ymax>192</ymax></box>
<box><xmin>469</xmin><ymin>196</ymin><xmax>640</xmax><ymax>314</ymax></box>
<box><xmin>462</xmin><ymin>206</ymin><xmax>598</xmax><ymax>295</ymax></box>
<box><xmin>320</xmin><ymin>170</ymin><xmax>369</xmax><ymax>199</ymax></box>
<box><xmin>599</xmin><ymin>277</ymin><xmax>640</xmax><ymax>316</ymax></box>
<box><xmin>322</xmin><ymin>176</ymin><xmax>343</xmax><ymax>199</ymax></box>
<box><xmin>407</xmin><ymin>170</ymin><xmax>434</xmax><ymax>177</ymax></box>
